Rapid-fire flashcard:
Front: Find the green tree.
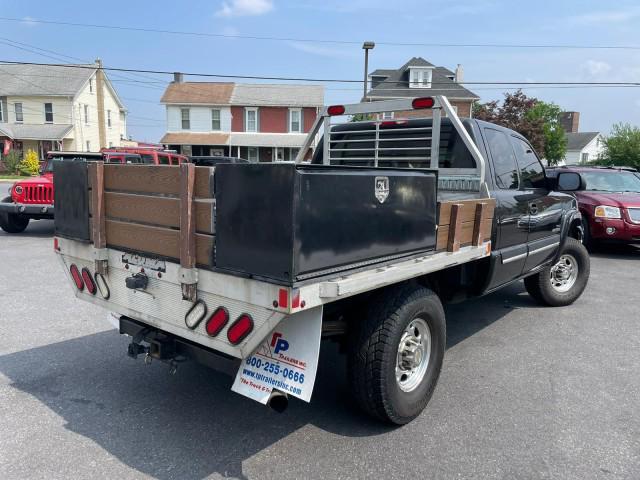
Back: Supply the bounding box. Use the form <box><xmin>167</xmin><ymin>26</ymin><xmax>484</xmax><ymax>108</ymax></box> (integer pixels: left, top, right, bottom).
<box><xmin>598</xmin><ymin>123</ymin><xmax>640</xmax><ymax>169</ymax></box>
<box><xmin>473</xmin><ymin>90</ymin><xmax>567</xmax><ymax>166</ymax></box>
<box><xmin>2</xmin><ymin>151</ymin><xmax>21</xmax><ymax>174</ymax></box>
<box><xmin>18</xmin><ymin>149</ymin><xmax>40</xmax><ymax>176</ymax></box>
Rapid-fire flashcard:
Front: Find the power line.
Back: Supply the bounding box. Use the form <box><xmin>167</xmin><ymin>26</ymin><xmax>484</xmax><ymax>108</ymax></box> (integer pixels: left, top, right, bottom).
<box><xmin>1</xmin><ymin>16</ymin><xmax>640</xmax><ymax>50</ymax></box>
<box><xmin>1</xmin><ymin>59</ymin><xmax>640</xmax><ymax>87</ymax></box>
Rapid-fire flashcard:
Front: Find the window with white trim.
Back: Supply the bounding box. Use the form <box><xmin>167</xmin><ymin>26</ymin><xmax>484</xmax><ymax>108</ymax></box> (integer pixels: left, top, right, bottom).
<box><xmin>181</xmin><ymin>108</ymin><xmax>190</xmax><ymax>130</ymax></box>
<box><xmin>211</xmin><ymin>109</ymin><xmax>221</xmax><ymax>130</ymax></box>
<box><xmin>0</xmin><ymin>101</ymin><xmax>4</xmax><ymax>122</ymax></box>
<box><xmin>247</xmin><ymin>146</ymin><xmax>258</xmax><ymax>162</ymax></box>
<box><xmin>44</xmin><ymin>103</ymin><xmax>53</xmax><ymax>123</ymax></box>
<box><xmin>409</xmin><ymin>68</ymin><xmax>432</xmax><ymax>88</ymax></box>
<box><xmin>107</xmin><ymin>110</ymin><xmax>112</xmax><ymax>128</ymax></box>
<box><xmin>245</xmin><ymin>108</ymin><xmax>258</xmax><ymax>132</ymax></box>
<box><xmin>289</xmin><ymin>108</ymin><xmax>301</xmax><ymax>133</ymax></box>
<box><xmin>289</xmin><ymin>148</ymin><xmax>300</xmax><ymax>161</ymax></box>
<box><xmin>15</xmin><ymin>103</ymin><xmax>23</xmax><ymax>122</ymax></box>
<box><xmin>84</xmin><ymin>104</ymin><xmax>89</xmax><ymax>125</ymax></box>
<box><xmin>86</xmin><ymin>140</ymin><xmax>91</xmax><ymax>152</ymax></box>
<box><xmin>89</xmin><ymin>78</ymin><xmax>93</xmax><ymax>93</ymax></box>
<box><xmin>581</xmin><ymin>152</ymin><xmax>589</xmax><ymax>164</ymax></box>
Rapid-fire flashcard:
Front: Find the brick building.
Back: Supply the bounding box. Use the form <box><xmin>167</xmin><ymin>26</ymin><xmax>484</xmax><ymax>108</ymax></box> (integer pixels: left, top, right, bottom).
<box><xmin>160</xmin><ymin>77</ymin><xmax>323</xmax><ymax>162</ymax></box>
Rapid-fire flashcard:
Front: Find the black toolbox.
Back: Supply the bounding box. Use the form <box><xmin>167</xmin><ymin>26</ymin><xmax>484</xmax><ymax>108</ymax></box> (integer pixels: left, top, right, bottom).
<box><xmin>214</xmin><ymin>163</ymin><xmax>437</xmax><ymax>285</ymax></box>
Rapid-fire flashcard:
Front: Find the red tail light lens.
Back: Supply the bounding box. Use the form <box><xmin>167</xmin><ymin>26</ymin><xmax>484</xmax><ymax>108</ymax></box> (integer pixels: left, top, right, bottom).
<box><xmin>69</xmin><ymin>264</ymin><xmax>84</xmax><ymax>291</ymax></box>
<box><xmin>327</xmin><ymin>105</ymin><xmax>345</xmax><ymax>116</ymax></box>
<box><xmin>205</xmin><ymin>307</ymin><xmax>229</xmax><ymax>337</ymax></box>
<box><xmin>412</xmin><ymin>97</ymin><xmax>435</xmax><ymax>109</ymax></box>
<box><xmin>81</xmin><ymin>268</ymin><xmax>97</xmax><ymax>295</ymax></box>
<box><xmin>227</xmin><ymin>314</ymin><xmax>254</xmax><ymax>345</ymax></box>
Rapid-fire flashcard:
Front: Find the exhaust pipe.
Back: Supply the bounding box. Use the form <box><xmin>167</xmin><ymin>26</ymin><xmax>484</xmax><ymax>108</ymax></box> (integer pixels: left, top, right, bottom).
<box><xmin>267</xmin><ymin>390</ymin><xmax>289</xmax><ymax>413</ymax></box>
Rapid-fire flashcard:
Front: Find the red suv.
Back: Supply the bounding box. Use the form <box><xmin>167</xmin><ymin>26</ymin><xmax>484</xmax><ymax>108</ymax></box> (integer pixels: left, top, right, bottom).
<box><xmin>548</xmin><ymin>166</ymin><xmax>640</xmax><ymax>247</ymax></box>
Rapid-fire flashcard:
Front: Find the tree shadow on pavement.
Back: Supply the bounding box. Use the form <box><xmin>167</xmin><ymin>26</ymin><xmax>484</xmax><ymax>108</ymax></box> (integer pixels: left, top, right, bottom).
<box><xmin>0</xmin><ymin>282</ymin><xmax>541</xmax><ymax>480</ymax></box>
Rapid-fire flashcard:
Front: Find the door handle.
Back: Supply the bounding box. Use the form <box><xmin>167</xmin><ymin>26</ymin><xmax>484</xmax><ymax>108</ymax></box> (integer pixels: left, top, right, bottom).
<box><xmin>529</xmin><ymin>203</ymin><xmax>538</xmax><ymax>215</ymax></box>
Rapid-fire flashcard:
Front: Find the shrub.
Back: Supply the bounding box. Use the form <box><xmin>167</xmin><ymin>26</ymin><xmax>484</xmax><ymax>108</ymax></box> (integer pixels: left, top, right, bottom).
<box><xmin>2</xmin><ymin>151</ymin><xmax>21</xmax><ymax>174</ymax></box>
<box><xmin>18</xmin><ymin>149</ymin><xmax>40</xmax><ymax>176</ymax></box>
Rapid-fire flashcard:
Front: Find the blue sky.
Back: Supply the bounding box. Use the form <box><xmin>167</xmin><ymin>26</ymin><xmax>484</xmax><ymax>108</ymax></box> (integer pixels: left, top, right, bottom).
<box><xmin>1</xmin><ymin>0</ymin><xmax>639</xmax><ymax>141</ymax></box>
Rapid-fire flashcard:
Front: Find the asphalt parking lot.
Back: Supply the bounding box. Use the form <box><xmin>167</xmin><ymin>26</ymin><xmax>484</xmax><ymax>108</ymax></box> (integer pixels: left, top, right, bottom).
<box><xmin>1</xmin><ymin>182</ymin><xmax>639</xmax><ymax>480</ymax></box>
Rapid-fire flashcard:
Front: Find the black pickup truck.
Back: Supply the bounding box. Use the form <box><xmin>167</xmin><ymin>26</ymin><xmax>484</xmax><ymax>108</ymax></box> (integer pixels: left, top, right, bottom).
<box><xmin>53</xmin><ymin>96</ymin><xmax>589</xmax><ymax>425</ymax></box>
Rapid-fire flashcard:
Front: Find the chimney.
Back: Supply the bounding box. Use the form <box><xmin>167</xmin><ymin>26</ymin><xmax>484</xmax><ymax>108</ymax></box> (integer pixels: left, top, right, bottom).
<box><xmin>173</xmin><ymin>72</ymin><xmax>183</xmax><ymax>83</ymax></box>
<box><xmin>560</xmin><ymin>112</ymin><xmax>580</xmax><ymax>133</ymax></box>
<box><xmin>454</xmin><ymin>64</ymin><xmax>464</xmax><ymax>83</ymax></box>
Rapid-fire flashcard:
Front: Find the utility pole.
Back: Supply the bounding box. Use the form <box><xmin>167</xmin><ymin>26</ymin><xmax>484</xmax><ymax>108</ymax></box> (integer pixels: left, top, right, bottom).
<box><xmin>95</xmin><ymin>58</ymin><xmax>107</xmax><ymax>150</ymax></box>
<box><xmin>362</xmin><ymin>41</ymin><xmax>375</xmax><ymax>102</ymax></box>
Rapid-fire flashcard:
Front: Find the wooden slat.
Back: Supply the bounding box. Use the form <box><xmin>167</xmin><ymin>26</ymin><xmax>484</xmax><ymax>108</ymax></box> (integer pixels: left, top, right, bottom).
<box><xmin>89</xmin><ymin>162</ymin><xmax>106</xmax><ymax>249</ymax></box>
<box><xmin>194</xmin><ymin>166</ymin><xmax>213</xmax><ymax>198</ymax></box>
<box><xmin>447</xmin><ymin>203</ymin><xmax>463</xmax><ymax>253</ymax></box>
<box><xmin>105</xmin><ymin>220</ymin><xmax>214</xmax><ymax>266</ymax></box>
<box><xmin>472</xmin><ymin>202</ymin><xmax>487</xmax><ymax>247</ymax></box>
<box><xmin>436</xmin><ymin>218</ymin><xmax>493</xmax><ymax>251</ymax></box>
<box><xmin>180</xmin><ymin>163</ymin><xmax>196</xmax><ymax>269</ymax></box>
<box><xmin>104</xmin><ymin>192</ymin><xmax>214</xmax><ymax>234</ymax></box>
<box><xmin>104</xmin><ymin>165</ymin><xmax>181</xmax><ymax>195</ymax></box>
<box><xmin>438</xmin><ymin>198</ymin><xmax>495</xmax><ymax>226</ymax></box>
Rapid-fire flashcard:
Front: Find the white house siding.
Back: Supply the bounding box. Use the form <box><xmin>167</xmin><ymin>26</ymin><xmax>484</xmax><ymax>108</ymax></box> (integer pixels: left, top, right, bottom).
<box><xmin>564</xmin><ymin>136</ymin><xmax>603</xmax><ymax>165</ymax></box>
<box><xmin>166</xmin><ymin>105</ymin><xmax>232</xmax><ymax>133</ymax></box>
<box><xmin>5</xmin><ymin>95</ymin><xmax>73</xmax><ymax>127</ymax></box>
<box><xmin>102</xmin><ymin>84</ymin><xmax>127</xmax><ymax>148</ymax></box>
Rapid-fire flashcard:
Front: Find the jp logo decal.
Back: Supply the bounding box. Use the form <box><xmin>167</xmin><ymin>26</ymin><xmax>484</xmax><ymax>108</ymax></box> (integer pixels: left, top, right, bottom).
<box><xmin>375</xmin><ymin>176</ymin><xmax>389</xmax><ymax>203</ymax></box>
<box><xmin>270</xmin><ymin>332</ymin><xmax>289</xmax><ymax>354</ymax></box>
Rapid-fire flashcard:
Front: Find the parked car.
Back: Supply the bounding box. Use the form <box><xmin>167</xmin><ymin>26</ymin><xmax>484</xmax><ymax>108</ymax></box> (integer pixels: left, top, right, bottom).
<box><xmin>189</xmin><ymin>156</ymin><xmax>250</xmax><ymax>167</ymax></box>
<box><xmin>547</xmin><ymin>165</ymin><xmax>640</xmax><ymax>247</ymax></box>
<box><xmin>103</xmin><ymin>147</ymin><xmax>187</xmax><ymax>166</ymax></box>
<box><xmin>0</xmin><ymin>151</ymin><xmax>142</xmax><ymax>233</ymax></box>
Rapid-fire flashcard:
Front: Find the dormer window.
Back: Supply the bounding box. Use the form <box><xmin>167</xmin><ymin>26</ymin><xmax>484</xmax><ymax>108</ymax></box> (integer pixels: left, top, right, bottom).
<box><xmin>409</xmin><ymin>68</ymin><xmax>432</xmax><ymax>88</ymax></box>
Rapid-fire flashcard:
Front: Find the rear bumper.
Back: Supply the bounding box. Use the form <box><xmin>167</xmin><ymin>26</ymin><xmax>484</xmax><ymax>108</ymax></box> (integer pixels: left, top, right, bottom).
<box><xmin>0</xmin><ymin>202</ymin><xmax>54</xmax><ymax>217</ymax></box>
<box><xmin>591</xmin><ymin>218</ymin><xmax>640</xmax><ymax>243</ymax></box>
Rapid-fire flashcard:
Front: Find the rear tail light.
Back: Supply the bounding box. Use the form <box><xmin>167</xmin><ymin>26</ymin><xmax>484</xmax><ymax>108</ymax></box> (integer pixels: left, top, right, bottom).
<box><xmin>185</xmin><ymin>299</ymin><xmax>207</xmax><ymax>330</ymax></box>
<box><xmin>205</xmin><ymin>307</ymin><xmax>229</xmax><ymax>337</ymax></box>
<box><xmin>412</xmin><ymin>97</ymin><xmax>435</xmax><ymax>109</ymax></box>
<box><xmin>227</xmin><ymin>314</ymin><xmax>254</xmax><ymax>345</ymax></box>
<box><xmin>69</xmin><ymin>264</ymin><xmax>84</xmax><ymax>291</ymax></box>
<box><xmin>327</xmin><ymin>105</ymin><xmax>345</xmax><ymax>116</ymax></box>
<box><xmin>81</xmin><ymin>268</ymin><xmax>97</xmax><ymax>295</ymax></box>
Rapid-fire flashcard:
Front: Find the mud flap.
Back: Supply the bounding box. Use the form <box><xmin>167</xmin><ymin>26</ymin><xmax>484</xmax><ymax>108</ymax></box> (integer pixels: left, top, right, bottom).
<box><xmin>232</xmin><ymin>305</ymin><xmax>323</xmax><ymax>404</ymax></box>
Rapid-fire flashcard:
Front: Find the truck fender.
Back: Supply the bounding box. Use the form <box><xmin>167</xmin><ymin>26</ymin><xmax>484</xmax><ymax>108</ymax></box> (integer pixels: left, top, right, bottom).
<box><xmin>554</xmin><ymin>208</ymin><xmax>583</xmax><ymax>262</ymax></box>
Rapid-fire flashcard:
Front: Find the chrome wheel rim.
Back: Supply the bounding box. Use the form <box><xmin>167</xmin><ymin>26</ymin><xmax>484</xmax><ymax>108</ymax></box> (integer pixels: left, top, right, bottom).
<box><xmin>396</xmin><ymin>318</ymin><xmax>431</xmax><ymax>392</ymax></box>
<box><xmin>549</xmin><ymin>254</ymin><xmax>578</xmax><ymax>293</ymax></box>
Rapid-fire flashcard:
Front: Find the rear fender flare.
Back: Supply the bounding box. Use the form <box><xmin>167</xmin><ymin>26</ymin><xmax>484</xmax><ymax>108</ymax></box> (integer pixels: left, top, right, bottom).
<box><xmin>555</xmin><ymin>209</ymin><xmax>582</xmax><ymax>261</ymax></box>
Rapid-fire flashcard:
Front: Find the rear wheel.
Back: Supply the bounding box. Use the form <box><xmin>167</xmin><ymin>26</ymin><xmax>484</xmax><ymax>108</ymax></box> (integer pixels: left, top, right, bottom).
<box><xmin>348</xmin><ymin>284</ymin><xmax>446</xmax><ymax>425</ymax></box>
<box><xmin>0</xmin><ymin>197</ymin><xmax>29</xmax><ymax>233</ymax></box>
<box><xmin>524</xmin><ymin>238</ymin><xmax>589</xmax><ymax>307</ymax></box>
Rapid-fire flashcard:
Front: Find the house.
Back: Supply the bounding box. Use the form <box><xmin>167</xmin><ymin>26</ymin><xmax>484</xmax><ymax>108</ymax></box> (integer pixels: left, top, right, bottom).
<box><xmin>564</xmin><ymin>132</ymin><xmax>603</xmax><ymax>164</ymax></box>
<box><xmin>160</xmin><ymin>76</ymin><xmax>324</xmax><ymax>162</ymax></box>
<box><xmin>0</xmin><ymin>61</ymin><xmax>127</xmax><ymax>161</ymax></box>
<box><xmin>364</xmin><ymin>57</ymin><xmax>479</xmax><ymax>117</ymax></box>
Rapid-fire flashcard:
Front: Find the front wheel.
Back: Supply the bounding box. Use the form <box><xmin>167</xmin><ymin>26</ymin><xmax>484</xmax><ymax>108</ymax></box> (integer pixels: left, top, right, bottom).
<box><xmin>348</xmin><ymin>284</ymin><xmax>446</xmax><ymax>425</ymax></box>
<box><xmin>0</xmin><ymin>197</ymin><xmax>29</xmax><ymax>233</ymax></box>
<box><xmin>524</xmin><ymin>238</ymin><xmax>590</xmax><ymax>307</ymax></box>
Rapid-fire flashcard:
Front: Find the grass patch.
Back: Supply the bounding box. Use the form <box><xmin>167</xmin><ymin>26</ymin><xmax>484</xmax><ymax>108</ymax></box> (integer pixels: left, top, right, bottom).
<box><xmin>0</xmin><ymin>175</ymin><xmax>24</xmax><ymax>180</ymax></box>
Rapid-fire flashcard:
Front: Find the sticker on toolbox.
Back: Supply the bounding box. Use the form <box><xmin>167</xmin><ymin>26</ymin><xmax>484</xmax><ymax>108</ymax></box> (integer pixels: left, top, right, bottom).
<box><xmin>232</xmin><ymin>306</ymin><xmax>322</xmax><ymax>404</ymax></box>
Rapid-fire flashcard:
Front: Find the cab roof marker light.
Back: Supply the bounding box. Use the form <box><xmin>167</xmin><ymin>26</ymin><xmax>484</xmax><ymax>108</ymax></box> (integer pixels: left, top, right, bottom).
<box><xmin>81</xmin><ymin>268</ymin><xmax>97</xmax><ymax>295</ymax></box>
<box><xmin>94</xmin><ymin>273</ymin><xmax>110</xmax><ymax>300</ymax></box>
<box><xmin>327</xmin><ymin>105</ymin><xmax>345</xmax><ymax>116</ymax></box>
<box><xmin>412</xmin><ymin>97</ymin><xmax>435</xmax><ymax>109</ymax></box>
<box><xmin>185</xmin><ymin>299</ymin><xmax>207</xmax><ymax>330</ymax></box>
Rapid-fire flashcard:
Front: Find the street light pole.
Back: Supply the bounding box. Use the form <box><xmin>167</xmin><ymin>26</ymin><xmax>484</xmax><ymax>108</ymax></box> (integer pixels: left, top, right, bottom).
<box><xmin>362</xmin><ymin>41</ymin><xmax>375</xmax><ymax>102</ymax></box>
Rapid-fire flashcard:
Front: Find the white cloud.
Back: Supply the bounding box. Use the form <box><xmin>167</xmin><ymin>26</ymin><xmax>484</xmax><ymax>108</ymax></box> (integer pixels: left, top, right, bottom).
<box><xmin>570</xmin><ymin>7</ymin><xmax>640</xmax><ymax>25</ymax></box>
<box><xmin>21</xmin><ymin>16</ymin><xmax>38</xmax><ymax>27</ymax></box>
<box><xmin>221</xmin><ymin>26</ymin><xmax>239</xmax><ymax>36</ymax></box>
<box><xmin>288</xmin><ymin>42</ymin><xmax>358</xmax><ymax>59</ymax></box>
<box><xmin>582</xmin><ymin>60</ymin><xmax>612</xmax><ymax>77</ymax></box>
<box><xmin>216</xmin><ymin>0</ymin><xmax>273</xmax><ymax>17</ymax></box>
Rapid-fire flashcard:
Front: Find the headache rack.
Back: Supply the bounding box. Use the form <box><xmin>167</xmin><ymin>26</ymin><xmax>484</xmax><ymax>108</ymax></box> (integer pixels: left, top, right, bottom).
<box><xmin>295</xmin><ymin>96</ymin><xmax>488</xmax><ymax>195</ymax></box>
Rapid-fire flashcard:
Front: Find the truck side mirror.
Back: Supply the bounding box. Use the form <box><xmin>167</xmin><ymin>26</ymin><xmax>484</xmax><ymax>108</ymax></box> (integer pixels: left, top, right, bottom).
<box><xmin>556</xmin><ymin>172</ymin><xmax>583</xmax><ymax>191</ymax></box>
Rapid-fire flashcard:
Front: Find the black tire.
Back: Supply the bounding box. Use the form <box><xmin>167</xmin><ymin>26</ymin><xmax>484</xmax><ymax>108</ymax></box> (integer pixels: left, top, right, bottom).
<box><xmin>0</xmin><ymin>197</ymin><xmax>29</xmax><ymax>233</ymax></box>
<box><xmin>524</xmin><ymin>238</ymin><xmax>590</xmax><ymax>307</ymax></box>
<box><xmin>348</xmin><ymin>283</ymin><xmax>446</xmax><ymax>425</ymax></box>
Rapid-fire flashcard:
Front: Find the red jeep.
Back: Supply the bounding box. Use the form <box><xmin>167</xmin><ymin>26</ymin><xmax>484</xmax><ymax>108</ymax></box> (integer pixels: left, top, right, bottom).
<box><xmin>548</xmin><ymin>165</ymin><xmax>640</xmax><ymax>247</ymax></box>
<box><xmin>0</xmin><ymin>151</ymin><xmax>143</xmax><ymax>233</ymax></box>
<box><xmin>102</xmin><ymin>147</ymin><xmax>187</xmax><ymax>166</ymax></box>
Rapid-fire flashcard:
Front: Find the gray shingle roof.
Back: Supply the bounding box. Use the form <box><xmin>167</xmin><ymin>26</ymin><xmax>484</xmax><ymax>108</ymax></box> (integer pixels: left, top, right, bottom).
<box><xmin>230</xmin><ymin>84</ymin><xmax>324</xmax><ymax>107</ymax></box>
<box><xmin>0</xmin><ymin>64</ymin><xmax>95</xmax><ymax>96</ymax></box>
<box><xmin>566</xmin><ymin>132</ymin><xmax>600</xmax><ymax>151</ymax></box>
<box><xmin>366</xmin><ymin>57</ymin><xmax>479</xmax><ymax>100</ymax></box>
<box><xmin>0</xmin><ymin>123</ymin><xmax>73</xmax><ymax>140</ymax></box>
